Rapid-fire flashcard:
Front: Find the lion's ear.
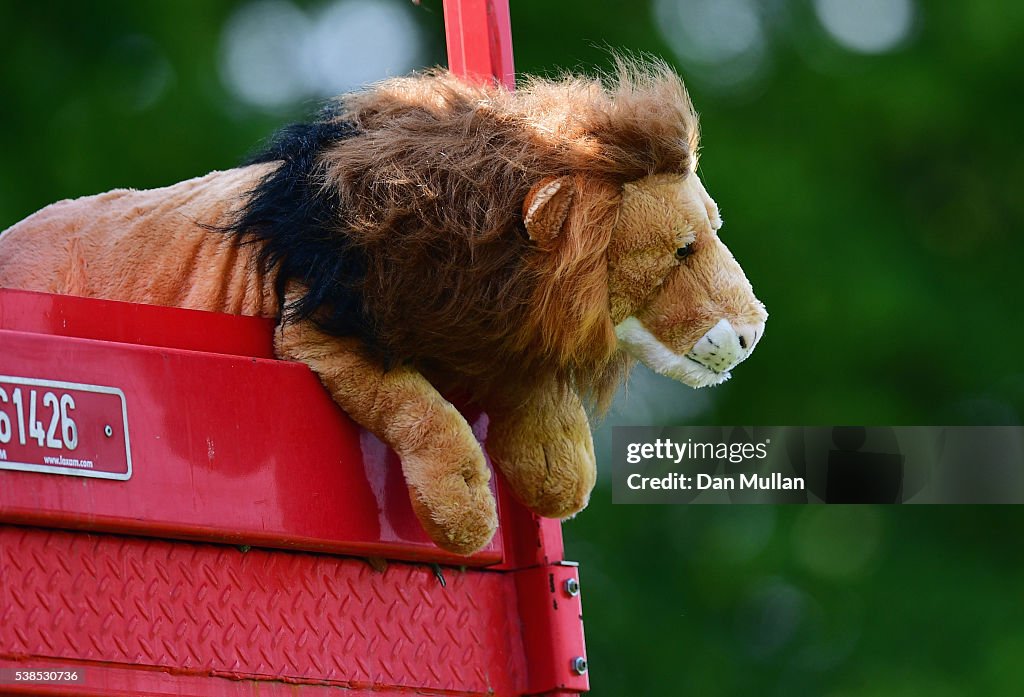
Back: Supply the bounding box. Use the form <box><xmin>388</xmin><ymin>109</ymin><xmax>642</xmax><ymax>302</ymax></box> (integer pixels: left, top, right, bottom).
<box><xmin>523</xmin><ymin>176</ymin><xmax>575</xmax><ymax>246</ymax></box>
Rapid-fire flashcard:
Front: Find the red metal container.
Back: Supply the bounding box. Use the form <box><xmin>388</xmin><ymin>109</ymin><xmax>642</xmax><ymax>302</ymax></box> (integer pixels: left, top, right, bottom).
<box><xmin>0</xmin><ymin>291</ymin><xmax>588</xmax><ymax>696</ymax></box>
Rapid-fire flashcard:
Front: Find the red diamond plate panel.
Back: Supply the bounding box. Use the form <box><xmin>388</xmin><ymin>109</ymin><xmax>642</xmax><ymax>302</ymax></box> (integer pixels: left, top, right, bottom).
<box><xmin>0</xmin><ymin>526</ymin><xmax>528</xmax><ymax>695</ymax></box>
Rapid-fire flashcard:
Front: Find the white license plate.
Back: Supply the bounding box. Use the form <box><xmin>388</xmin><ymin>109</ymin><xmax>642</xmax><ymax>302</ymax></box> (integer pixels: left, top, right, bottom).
<box><xmin>0</xmin><ymin>376</ymin><xmax>131</xmax><ymax>480</ymax></box>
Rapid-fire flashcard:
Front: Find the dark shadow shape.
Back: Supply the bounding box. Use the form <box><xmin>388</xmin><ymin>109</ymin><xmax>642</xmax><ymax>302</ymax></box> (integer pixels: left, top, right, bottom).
<box><xmin>825</xmin><ymin>427</ymin><xmax>904</xmax><ymax>503</ymax></box>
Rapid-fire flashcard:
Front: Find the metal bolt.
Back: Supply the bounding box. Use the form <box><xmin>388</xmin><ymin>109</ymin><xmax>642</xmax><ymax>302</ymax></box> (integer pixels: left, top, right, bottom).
<box><xmin>571</xmin><ymin>656</ymin><xmax>588</xmax><ymax>675</ymax></box>
<box><xmin>564</xmin><ymin>577</ymin><xmax>580</xmax><ymax>597</ymax></box>
<box><xmin>104</xmin><ymin>425</ymin><xmax>113</xmax><ymax>438</ymax></box>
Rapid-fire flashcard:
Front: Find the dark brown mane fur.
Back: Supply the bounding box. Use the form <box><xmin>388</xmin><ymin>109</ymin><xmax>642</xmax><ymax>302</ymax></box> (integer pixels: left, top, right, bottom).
<box><xmin>238</xmin><ymin>58</ymin><xmax>699</xmax><ymax>407</ymax></box>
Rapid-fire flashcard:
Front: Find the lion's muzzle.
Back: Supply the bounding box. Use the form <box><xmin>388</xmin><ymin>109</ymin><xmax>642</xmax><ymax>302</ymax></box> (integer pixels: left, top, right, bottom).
<box><xmin>614</xmin><ymin>316</ymin><xmax>765</xmax><ymax>389</ymax></box>
<box><xmin>686</xmin><ymin>318</ymin><xmax>762</xmax><ymax>374</ymax></box>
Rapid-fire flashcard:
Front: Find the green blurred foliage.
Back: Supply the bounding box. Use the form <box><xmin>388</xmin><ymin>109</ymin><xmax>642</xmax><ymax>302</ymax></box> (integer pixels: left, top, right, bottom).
<box><xmin>2</xmin><ymin>1</ymin><xmax>1023</xmax><ymax>694</ymax></box>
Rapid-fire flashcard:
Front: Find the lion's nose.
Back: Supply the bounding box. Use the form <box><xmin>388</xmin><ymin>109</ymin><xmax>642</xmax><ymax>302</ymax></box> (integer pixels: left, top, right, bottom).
<box><xmin>687</xmin><ymin>319</ymin><xmax>764</xmax><ymax>373</ymax></box>
<box><xmin>733</xmin><ymin>321</ymin><xmax>763</xmax><ymax>353</ymax></box>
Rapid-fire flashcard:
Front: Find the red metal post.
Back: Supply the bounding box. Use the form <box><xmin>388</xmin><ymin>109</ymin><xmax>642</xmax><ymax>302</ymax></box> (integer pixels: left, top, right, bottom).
<box><xmin>441</xmin><ymin>0</ymin><xmax>567</xmax><ymax>571</ymax></box>
<box><xmin>441</xmin><ymin>5</ymin><xmax>591</xmax><ymax>694</ymax></box>
<box><xmin>443</xmin><ymin>0</ymin><xmax>516</xmax><ymax>90</ymax></box>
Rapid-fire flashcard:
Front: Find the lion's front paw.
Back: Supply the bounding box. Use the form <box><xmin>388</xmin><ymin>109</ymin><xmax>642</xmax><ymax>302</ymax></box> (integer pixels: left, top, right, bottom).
<box><xmin>401</xmin><ymin>442</ymin><xmax>498</xmax><ymax>555</ymax></box>
<box><xmin>488</xmin><ymin>411</ymin><xmax>596</xmax><ymax>519</ymax></box>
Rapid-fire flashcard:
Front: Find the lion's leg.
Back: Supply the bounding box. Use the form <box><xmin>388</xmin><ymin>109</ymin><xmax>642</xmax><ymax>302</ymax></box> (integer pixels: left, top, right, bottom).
<box><xmin>275</xmin><ymin>319</ymin><xmax>497</xmax><ymax>555</ymax></box>
<box><xmin>486</xmin><ymin>379</ymin><xmax>596</xmax><ymax>519</ymax></box>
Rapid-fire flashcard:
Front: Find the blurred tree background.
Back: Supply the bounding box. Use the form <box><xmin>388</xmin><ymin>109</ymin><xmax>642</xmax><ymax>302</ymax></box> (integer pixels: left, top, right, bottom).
<box><xmin>2</xmin><ymin>0</ymin><xmax>1023</xmax><ymax>694</ymax></box>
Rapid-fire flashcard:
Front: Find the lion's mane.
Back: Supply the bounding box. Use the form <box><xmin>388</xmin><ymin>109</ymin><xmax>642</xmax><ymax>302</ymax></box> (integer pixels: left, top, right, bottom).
<box><xmin>226</xmin><ymin>58</ymin><xmax>699</xmax><ymax>408</ymax></box>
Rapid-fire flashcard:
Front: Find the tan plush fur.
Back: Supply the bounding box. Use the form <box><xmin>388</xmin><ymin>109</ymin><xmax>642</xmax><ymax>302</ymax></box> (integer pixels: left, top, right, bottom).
<box><xmin>0</xmin><ymin>60</ymin><xmax>765</xmax><ymax>554</ymax></box>
<box><xmin>0</xmin><ymin>167</ymin><xmax>276</xmax><ymax>315</ymax></box>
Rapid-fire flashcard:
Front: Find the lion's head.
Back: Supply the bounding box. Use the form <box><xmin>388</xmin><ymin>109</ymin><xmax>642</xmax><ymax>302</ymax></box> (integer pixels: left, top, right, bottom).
<box><xmin>233</xmin><ymin>57</ymin><xmax>766</xmax><ymax>406</ymax></box>
<box><xmin>522</xmin><ymin>167</ymin><xmax>766</xmax><ymax>391</ymax></box>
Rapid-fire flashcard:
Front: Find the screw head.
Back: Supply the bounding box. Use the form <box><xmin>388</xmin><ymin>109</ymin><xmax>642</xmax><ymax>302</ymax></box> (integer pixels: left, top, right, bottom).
<box><xmin>572</xmin><ymin>656</ymin><xmax>588</xmax><ymax>675</ymax></box>
<box><xmin>564</xmin><ymin>577</ymin><xmax>580</xmax><ymax>597</ymax></box>
<box><xmin>104</xmin><ymin>425</ymin><xmax>113</xmax><ymax>438</ymax></box>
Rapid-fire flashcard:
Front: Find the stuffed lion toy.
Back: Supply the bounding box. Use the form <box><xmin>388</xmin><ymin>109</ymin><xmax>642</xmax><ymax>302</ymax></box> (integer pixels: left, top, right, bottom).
<box><xmin>0</xmin><ymin>60</ymin><xmax>767</xmax><ymax>554</ymax></box>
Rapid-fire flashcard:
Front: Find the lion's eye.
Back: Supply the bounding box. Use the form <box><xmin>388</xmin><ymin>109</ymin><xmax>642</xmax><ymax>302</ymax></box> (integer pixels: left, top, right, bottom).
<box><xmin>675</xmin><ymin>243</ymin><xmax>694</xmax><ymax>260</ymax></box>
